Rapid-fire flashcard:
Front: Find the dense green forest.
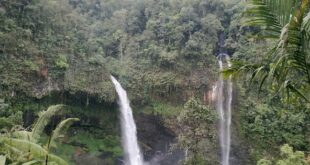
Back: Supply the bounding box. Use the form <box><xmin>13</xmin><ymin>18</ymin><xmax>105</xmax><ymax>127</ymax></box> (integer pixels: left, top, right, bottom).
<box><xmin>0</xmin><ymin>0</ymin><xmax>309</xmax><ymax>164</ymax></box>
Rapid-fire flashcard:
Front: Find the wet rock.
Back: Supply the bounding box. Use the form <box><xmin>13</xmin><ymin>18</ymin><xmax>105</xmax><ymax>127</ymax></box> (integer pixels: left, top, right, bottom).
<box><xmin>135</xmin><ymin>113</ymin><xmax>184</xmax><ymax>165</ymax></box>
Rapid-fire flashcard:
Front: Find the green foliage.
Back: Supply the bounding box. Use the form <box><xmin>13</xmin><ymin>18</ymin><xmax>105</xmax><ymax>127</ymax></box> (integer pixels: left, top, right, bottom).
<box><xmin>24</xmin><ymin>60</ymin><xmax>40</xmax><ymax>72</ymax></box>
<box><xmin>55</xmin><ymin>55</ymin><xmax>69</xmax><ymax>70</ymax></box>
<box><xmin>183</xmin><ymin>153</ymin><xmax>206</xmax><ymax>165</ymax></box>
<box><xmin>31</xmin><ymin>105</ymin><xmax>64</xmax><ymax>143</ymax></box>
<box><xmin>0</xmin><ymin>99</ymin><xmax>8</xmax><ymax>111</ymax></box>
<box><xmin>0</xmin><ymin>112</ymin><xmax>22</xmax><ymax>130</ymax></box>
<box><xmin>177</xmin><ymin>97</ymin><xmax>217</xmax><ymax>164</ymax></box>
<box><xmin>4</xmin><ymin>0</ymin><xmax>304</xmax><ymax>164</ymax></box>
<box><xmin>258</xmin><ymin>144</ymin><xmax>308</xmax><ymax>165</ymax></box>
<box><xmin>49</xmin><ymin>118</ymin><xmax>80</xmax><ymax>148</ymax></box>
<box><xmin>277</xmin><ymin>144</ymin><xmax>307</xmax><ymax>165</ymax></box>
<box><xmin>243</xmin><ymin>0</ymin><xmax>294</xmax><ymax>38</ymax></box>
<box><xmin>225</xmin><ymin>0</ymin><xmax>310</xmax><ymax>103</ymax></box>
<box><xmin>143</xmin><ymin>101</ymin><xmax>183</xmax><ymax>117</ymax></box>
<box><xmin>222</xmin><ymin>1</ymin><xmax>310</xmax><ymax>162</ymax></box>
<box><xmin>60</xmin><ymin>130</ymin><xmax>122</xmax><ymax>159</ymax></box>
<box><xmin>0</xmin><ymin>99</ymin><xmax>22</xmax><ymax>130</ymax></box>
<box><xmin>0</xmin><ymin>138</ymin><xmax>68</xmax><ymax>165</ymax></box>
<box><xmin>257</xmin><ymin>159</ymin><xmax>272</xmax><ymax>165</ymax></box>
<box><xmin>0</xmin><ymin>155</ymin><xmax>6</xmax><ymax>165</ymax></box>
<box><xmin>0</xmin><ymin>105</ymin><xmax>79</xmax><ymax>164</ymax></box>
<box><xmin>0</xmin><ymin>0</ymin><xmax>228</xmax><ymax>104</ymax></box>
<box><xmin>242</xmin><ymin>103</ymin><xmax>308</xmax><ymax>149</ymax></box>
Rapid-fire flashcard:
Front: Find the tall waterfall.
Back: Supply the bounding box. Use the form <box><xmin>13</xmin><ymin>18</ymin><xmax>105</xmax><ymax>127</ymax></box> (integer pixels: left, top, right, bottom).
<box><xmin>111</xmin><ymin>76</ymin><xmax>144</xmax><ymax>165</ymax></box>
<box><xmin>215</xmin><ymin>54</ymin><xmax>233</xmax><ymax>165</ymax></box>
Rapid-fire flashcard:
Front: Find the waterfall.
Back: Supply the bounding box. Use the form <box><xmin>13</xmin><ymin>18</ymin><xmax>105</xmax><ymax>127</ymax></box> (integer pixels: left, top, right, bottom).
<box><xmin>111</xmin><ymin>76</ymin><xmax>144</xmax><ymax>165</ymax></box>
<box><xmin>226</xmin><ymin>57</ymin><xmax>233</xmax><ymax>165</ymax></box>
<box><xmin>215</xmin><ymin>54</ymin><xmax>233</xmax><ymax>165</ymax></box>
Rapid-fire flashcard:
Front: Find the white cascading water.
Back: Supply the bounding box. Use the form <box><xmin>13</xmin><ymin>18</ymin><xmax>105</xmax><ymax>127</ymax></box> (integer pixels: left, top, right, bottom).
<box><xmin>226</xmin><ymin>56</ymin><xmax>233</xmax><ymax>165</ymax></box>
<box><xmin>215</xmin><ymin>54</ymin><xmax>233</xmax><ymax>165</ymax></box>
<box><xmin>111</xmin><ymin>76</ymin><xmax>144</xmax><ymax>165</ymax></box>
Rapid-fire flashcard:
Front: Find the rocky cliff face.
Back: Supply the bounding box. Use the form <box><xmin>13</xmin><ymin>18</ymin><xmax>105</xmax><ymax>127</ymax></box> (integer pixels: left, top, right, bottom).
<box><xmin>67</xmin><ymin>110</ymin><xmax>184</xmax><ymax>165</ymax></box>
<box><xmin>136</xmin><ymin>113</ymin><xmax>184</xmax><ymax>165</ymax></box>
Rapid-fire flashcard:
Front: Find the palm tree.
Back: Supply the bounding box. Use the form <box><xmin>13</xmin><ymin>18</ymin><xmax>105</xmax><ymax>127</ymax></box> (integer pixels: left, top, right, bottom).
<box><xmin>224</xmin><ymin>0</ymin><xmax>310</xmax><ymax>102</ymax></box>
<box><xmin>0</xmin><ymin>105</ymin><xmax>79</xmax><ymax>165</ymax></box>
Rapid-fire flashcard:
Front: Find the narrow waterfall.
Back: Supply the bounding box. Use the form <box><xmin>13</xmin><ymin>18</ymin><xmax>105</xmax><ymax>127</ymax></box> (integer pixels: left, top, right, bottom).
<box><xmin>226</xmin><ymin>57</ymin><xmax>233</xmax><ymax>165</ymax></box>
<box><xmin>215</xmin><ymin>54</ymin><xmax>233</xmax><ymax>165</ymax></box>
<box><xmin>111</xmin><ymin>76</ymin><xmax>144</xmax><ymax>165</ymax></box>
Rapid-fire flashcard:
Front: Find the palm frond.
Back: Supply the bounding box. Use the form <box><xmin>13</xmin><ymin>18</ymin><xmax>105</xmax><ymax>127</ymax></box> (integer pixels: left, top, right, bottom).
<box><xmin>31</xmin><ymin>105</ymin><xmax>65</xmax><ymax>143</ymax></box>
<box><xmin>286</xmin><ymin>82</ymin><xmax>309</xmax><ymax>101</ymax></box>
<box><xmin>1</xmin><ymin>138</ymin><xmax>68</xmax><ymax>165</ymax></box>
<box><xmin>222</xmin><ymin>60</ymin><xmax>269</xmax><ymax>93</ymax></box>
<box><xmin>1</xmin><ymin>138</ymin><xmax>47</xmax><ymax>158</ymax></box>
<box><xmin>243</xmin><ymin>0</ymin><xmax>298</xmax><ymax>38</ymax></box>
<box><xmin>227</xmin><ymin>0</ymin><xmax>310</xmax><ymax>102</ymax></box>
<box><xmin>12</xmin><ymin>131</ymin><xmax>32</xmax><ymax>141</ymax></box>
<box><xmin>222</xmin><ymin>60</ymin><xmax>269</xmax><ymax>80</ymax></box>
<box><xmin>0</xmin><ymin>155</ymin><xmax>6</xmax><ymax>165</ymax></box>
<box><xmin>48</xmin><ymin>118</ymin><xmax>79</xmax><ymax>149</ymax></box>
<box><xmin>302</xmin><ymin>11</ymin><xmax>310</xmax><ymax>39</ymax></box>
<box><xmin>22</xmin><ymin>160</ymin><xmax>40</xmax><ymax>165</ymax></box>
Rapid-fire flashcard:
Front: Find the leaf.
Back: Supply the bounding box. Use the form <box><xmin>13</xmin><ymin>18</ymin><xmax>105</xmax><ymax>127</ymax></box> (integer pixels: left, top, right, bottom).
<box><xmin>243</xmin><ymin>0</ymin><xmax>297</xmax><ymax>38</ymax></box>
<box><xmin>31</xmin><ymin>105</ymin><xmax>64</xmax><ymax>142</ymax></box>
<box><xmin>12</xmin><ymin>131</ymin><xmax>32</xmax><ymax>141</ymax></box>
<box><xmin>287</xmin><ymin>83</ymin><xmax>309</xmax><ymax>102</ymax></box>
<box><xmin>49</xmin><ymin>118</ymin><xmax>79</xmax><ymax>149</ymax></box>
<box><xmin>0</xmin><ymin>155</ymin><xmax>6</xmax><ymax>165</ymax></box>
<box><xmin>1</xmin><ymin>138</ymin><xmax>68</xmax><ymax>165</ymax></box>
<box><xmin>22</xmin><ymin>160</ymin><xmax>40</xmax><ymax>165</ymax></box>
<box><xmin>2</xmin><ymin>137</ymin><xmax>47</xmax><ymax>158</ymax></box>
<box><xmin>302</xmin><ymin>11</ymin><xmax>310</xmax><ymax>38</ymax></box>
<box><xmin>226</xmin><ymin>0</ymin><xmax>310</xmax><ymax>102</ymax></box>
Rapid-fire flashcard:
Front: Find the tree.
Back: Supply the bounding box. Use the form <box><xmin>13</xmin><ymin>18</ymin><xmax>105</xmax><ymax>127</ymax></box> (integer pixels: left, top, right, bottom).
<box><xmin>177</xmin><ymin>98</ymin><xmax>216</xmax><ymax>165</ymax></box>
<box><xmin>224</xmin><ymin>0</ymin><xmax>310</xmax><ymax>103</ymax></box>
<box><xmin>257</xmin><ymin>144</ymin><xmax>308</xmax><ymax>165</ymax></box>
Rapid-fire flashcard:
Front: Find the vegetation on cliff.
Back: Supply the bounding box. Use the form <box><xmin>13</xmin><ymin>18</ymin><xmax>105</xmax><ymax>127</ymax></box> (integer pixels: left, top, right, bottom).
<box><xmin>0</xmin><ymin>0</ymin><xmax>309</xmax><ymax>164</ymax></box>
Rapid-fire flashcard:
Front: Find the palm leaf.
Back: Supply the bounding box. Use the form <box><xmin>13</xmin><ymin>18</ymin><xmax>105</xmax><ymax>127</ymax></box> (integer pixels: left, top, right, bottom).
<box><xmin>286</xmin><ymin>83</ymin><xmax>309</xmax><ymax>102</ymax></box>
<box><xmin>12</xmin><ymin>131</ymin><xmax>32</xmax><ymax>141</ymax></box>
<box><xmin>1</xmin><ymin>138</ymin><xmax>68</xmax><ymax>165</ymax></box>
<box><xmin>0</xmin><ymin>155</ymin><xmax>6</xmax><ymax>165</ymax></box>
<box><xmin>48</xmin><ymin>118</ymin><xmax>79</xmax><ymax>149</ymax></box>
<box><xmin>243</xmin><ymin>0</ymin><xmax>298</xmax><ymax>38</ymax></box>
<box><xmin>22</xmin><ymin>160</ymin><xmax>40</xmax><ymax>165</ymax></box>
<box><xmin>226</xmin><ymin>0</ymin><xmax>310</xmax><ymax>102</ymax></box>
<box><xmin>2</xmin><ymin>138</ymin><xmax>47</xmax><ymax>159</ymax></box>
<box><xmin>302</xmin><ymin>11</ymin><xmax>310</xmax><ymax>39</ymax></box>
<box><xmin>31</xmin><ymin>105</ymin><xmax>64</xmax><ymax>143</ymax></box>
